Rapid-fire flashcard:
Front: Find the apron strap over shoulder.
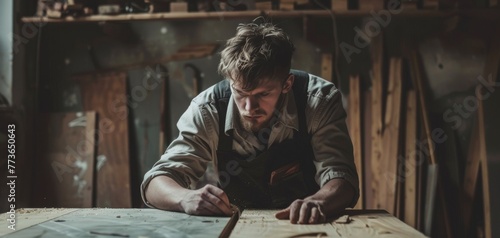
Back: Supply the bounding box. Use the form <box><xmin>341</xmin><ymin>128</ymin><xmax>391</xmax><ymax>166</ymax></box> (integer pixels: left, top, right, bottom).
<box><xmin>214</xmin><ymin>79</ymin><xmax>233</xmax><ymax>152</ymax></box>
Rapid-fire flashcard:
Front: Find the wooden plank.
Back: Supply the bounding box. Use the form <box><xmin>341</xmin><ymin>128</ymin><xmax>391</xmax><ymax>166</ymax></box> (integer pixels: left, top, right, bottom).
<box><xmin>75</xmin><ymin>43</ymin><xmax>218</xmax><ymax>76</ymax></box>
<box><xmin>1</xmin><ymin>209</ymin><xmax>229</xmax><ymax>238</ymax></box>
<box><xmin>404</xmin><ymin>90</ymin><xmax>417</xmax><ymax>228</ymax></box>
<box><xmin>380</xmin><ymin>57</ymin><xmax>403</xmax><ymax>216</ymax></box>
<box><xmin>76</xmin><ymin>72</ymin><xmax>132</xmax><ymax>208</ymax></box>
<box><xmin>127</xmin><ymin>68</ymin><xmax>166</xmax><ymax>204</ymax></box>
<box><xmin>416</xmin><ymin>123</ymin><xmax>424</xmax><ymax>231</ymax></box>
<box><xmin>440</xmin><ymin>121</ymin><xmax>462</xmax><ymax>236</ymax></box>
<box><xmin>422</xmin><ymin>0</ymin><xmax>439</xmax><ymax>9</ymax></box>
<box><xmin>479</xmin><ymin>26</ymin><xmax>500</xmax><ymax>238</ymax></box>
<box><xmin>348</xmin><ymin>75</ymin><xmax>363</xmax><ymax>209</ymax></box>
<box><xmin>321</xmin><ymin>53</ymin><xmax>333</xmax><ymax>82</ymax></box>
<box><xmin>395</xmin><ymin>161</ymin><xmax>404</xmax><ymax>220</ymax></box>
<box><xmin>370</xmin><ymin>33</ymin><xmax>385</xmax><ymax>210</ymax></box>
<box><xmin>331</xmin><ymin>211</ymin><xmax>427</xmax><ymax>237</ymax></box>
<box><xmin>481</xmin><ymin>80</ymin><xmax>498</xmax><ymax>238</ymax></box>
<box><xmin>410</xmin><ymin>52</ymin><xmax>435</xmax><ymax>165</ymax></box>
<box><xmin>362</xmin><ymin>90</ymin><xmax>374</xmax><ymax>211</ymax></box>
<box><xmin>410</xmin><ymin>50</ymin><xmax>452</xmax><ymax>237</ymax></box>
<box><xmin>424</xmin><ymin>164</ymin><xmax>438</xmax><ymax>236</ymax></box>
<box><xmin>255</xmin><ymin>1</ymin><xmax>273</xmax><ymax>10</ymax></box>
<box><xmin>331</xmin><ymin>0</ymin><xmax>348</xmax><ymax>10</ymax></box>
<box><xmin>279</xmin><ymin>1</ymin><xmax>295</xmax><ymax>10</ymax></box>
<box><xmin>32</xmin><ymin>112</ymin><xmax>96</xmax><ymax>208</ymax></box>
<box><xmin>402</xmin><ymin>0</ymin><xmax>419</xmax><ymax>9</ymax></box>
<box><xmin>0</xmin><ymin>208</ymin><xmax>78</xmax><ymax>236</ymax></box>
<box><xmin>159</xmin><ymin>66</ymin><xmax>171</xmax><ymax>155</ymax></box>
<box><xmin>170</xmin><ymin>2</ymin><xmax>188</xmax><ymax>12</ymax></box>
<box><xmin>21</xmin><ymin>9</ymin><xmax>468</xmax><ymax>24</ymax></box>
<box><xmin>358</xmin><ymin>0</ymin><xmax>384</xmax><ymax>10</ymax></box>
<box><xmin>409</xmin><ymin>51</ymin><xmax>437</xmax><ymax>237</ymax></box>
<box><xmin>231</xmin><ymin>210</ymin><xmax>335</xmax><ymax>237</ymax></box>
<box><xmin>462</xmin><ymin>123</ymin><xmax>480</xmax><ymax>234</ymax></box>
<box><xmin>230</xmin><ymin>210</ymin><xmax>427</xmax><ymax>237</ymax></box>
<box><xmin>169</xmin><ymin>44</ymin><xmax>219</xmax><ymax>61</ymax></box>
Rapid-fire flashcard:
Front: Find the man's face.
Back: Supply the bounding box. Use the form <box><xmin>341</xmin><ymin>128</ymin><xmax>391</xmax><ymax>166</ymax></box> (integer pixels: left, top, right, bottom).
<box><xmin>230</xmin><ymin>75</ymin><xmax>294</xmax><ymax>133</ymax></box>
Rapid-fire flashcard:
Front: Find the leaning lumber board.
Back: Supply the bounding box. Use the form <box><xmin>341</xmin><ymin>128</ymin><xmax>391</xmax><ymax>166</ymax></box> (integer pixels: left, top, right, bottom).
<box><xmin>370</xmin><ymin>33</ymin><xmax>385</xmax><ymax>210</ymax></box>
<box><xmin>410</xmin><ymin>50</ymin><xmax>452</xmax><ymax>237</ymax></box>
<box><xmin>76</xmin><ymin>72</ymin><xmax>131</xmax><ymax>208</ymax></box>
<box><xmin>363</xmin><ymin>90</ymin><xmax>374</xmax><ymax>211</ymax></box>
<box><xmin>380</xmin><ymin>57</ymin><xmax>403</xmax><ymax>215</ymax></box>
<box><xmin>32</xmin><ymin>112</ymin><xmax>96</xmax><ymax>208</ymax></box>
<box><xmin>479</xmin><ymin>26</ymin><xmax>500</xmax><ymax>238</ymax></box>
<box><xmin>348</xmin><ymin>75</ymin><xmax>363</xmax><ymax>209</ymax></box>
<box><xmin>404</xmin><ymin>90</ymin><xmax>418</xmax><ymax>228</ymax></box>
<box><xmin>321</xmin><ymin>53</ymin><xmax>333</xmax><ymax>82</ymax></box>
<box><xmin>331</xmin><ymin>0</ymin><xmax>348</xmax><ymax>11</ymax></box>
<box><xmin>462</xmin><ymin>123</ymin><xmax>480</xmax><ymax>234</ymax></box>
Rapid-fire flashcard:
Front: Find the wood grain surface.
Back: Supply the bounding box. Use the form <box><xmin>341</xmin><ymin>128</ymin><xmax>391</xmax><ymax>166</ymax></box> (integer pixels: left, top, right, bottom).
<box><xmin>348</xmin><ymin>75</ymin><xmax>363</xmax><ymax>209</ymax></box>
<box><xmin>76</xmin><ymin>72</ymin><xmax>131</xmax><ymax>208</ymax></box>
<box><xmin>230</xmin><ymin>209</ymin><xmax>427</xmax><ymax>238</ymax></box>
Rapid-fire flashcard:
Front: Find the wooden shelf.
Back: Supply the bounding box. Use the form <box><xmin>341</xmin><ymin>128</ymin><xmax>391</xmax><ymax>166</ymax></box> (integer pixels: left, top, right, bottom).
<box><xmin>20</xmin><ymin>9</ymin><xmax>464</xmax><ymax>24</ymax></box>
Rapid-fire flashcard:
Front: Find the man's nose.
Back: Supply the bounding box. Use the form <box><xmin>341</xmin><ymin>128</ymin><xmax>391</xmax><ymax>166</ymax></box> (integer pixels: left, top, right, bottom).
<box><xmin>244</xmin><ymin>96</ymin><xmax>259</xmax><ymax>112</ymax></box>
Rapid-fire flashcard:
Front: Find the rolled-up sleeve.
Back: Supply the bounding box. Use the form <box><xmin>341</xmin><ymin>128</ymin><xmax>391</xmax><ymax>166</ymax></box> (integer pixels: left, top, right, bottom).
<box><xmin>140</xmin><ymin>98</ymin><xmax>219</xmax><ymax>207</ymax></box>
<box><xmin>308</xmin><ymin>82</ymin><xmax>360</xmax><ymax>207</ymax></box>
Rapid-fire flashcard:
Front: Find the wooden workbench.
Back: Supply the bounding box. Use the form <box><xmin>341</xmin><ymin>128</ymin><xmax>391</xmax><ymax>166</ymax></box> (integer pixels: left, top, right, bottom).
<box><xmin>1</xmin><ymin>208</ymin><xmax>427</xmax><ymax>237</ymax></box>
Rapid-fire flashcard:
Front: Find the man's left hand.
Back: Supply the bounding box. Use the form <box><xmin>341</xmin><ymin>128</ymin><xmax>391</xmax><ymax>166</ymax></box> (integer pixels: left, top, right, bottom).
<box><xmin>274</xmin><ymin>179</ymin><xmax>356</xmax><ymax>224</ymax></box>
<box><xmin>275</xmin><ymin>199</ymin><xmax>326</xmax><ymax>224</ymax></box>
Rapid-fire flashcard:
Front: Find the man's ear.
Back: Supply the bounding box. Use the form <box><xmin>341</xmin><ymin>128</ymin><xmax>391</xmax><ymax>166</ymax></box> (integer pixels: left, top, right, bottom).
<box><xmin>282</xmin><ymin>74</ymin><xmax>294</xmax><ymax>93</ymax></box>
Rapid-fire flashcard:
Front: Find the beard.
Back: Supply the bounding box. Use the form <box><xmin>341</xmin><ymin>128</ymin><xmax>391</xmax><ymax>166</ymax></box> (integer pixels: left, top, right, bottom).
<box><xmin>239</xmin><ymin>110</ymin><xmax>269</xmax><ymax>133</ymax></box>
<box><xmin>238</xmin><ymin>93</ymin><xmax>286</xmax><ymax>133</ymax></box>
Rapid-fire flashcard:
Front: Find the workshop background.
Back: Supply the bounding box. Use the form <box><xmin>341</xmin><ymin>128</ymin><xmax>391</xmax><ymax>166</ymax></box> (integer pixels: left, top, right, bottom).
<box><xmin>0</xmin><ymin>0</ymin><xmax>499</xmax><ymax>237</ymax></box>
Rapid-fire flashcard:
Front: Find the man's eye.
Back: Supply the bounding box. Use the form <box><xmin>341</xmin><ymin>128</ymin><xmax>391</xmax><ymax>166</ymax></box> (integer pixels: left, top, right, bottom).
<box><xmin>260</xmin><ymin>92</ymin><xmax>270</xmax><ymax>97</ymax></box>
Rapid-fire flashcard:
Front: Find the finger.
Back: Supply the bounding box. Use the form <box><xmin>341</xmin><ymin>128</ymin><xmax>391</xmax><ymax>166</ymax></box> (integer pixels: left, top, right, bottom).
<box><xmin>202</xmin><ymin>190</ymin><xmax>232</xmax><ymax>215</ymax></box>
<box><xmin>195</xmin><ymin>200</ymin><xmax>222</xmax><ymax>216</ymax></box>
<box><xmin>318</xmin><ymin>207</ymin><xmax>326</xmax><ymax>223</ymax></box>
<box><xmin>309</xmin><ymin>207</ymin><xmax>319</xmax><ymax>224</ymax></box>
<box><xmin>205</xmin><ymin>185</ymin><xmax>232</xmax><ymax>216</ymax></box>
<box><xmin>275</xmin><ymin>207</ymin><xmax>290</xmax><ymax>220</ymax></box>
<box><xmin>206</xmin><ymin>185</ymin><xmax>231</xmax><ymax>207</ymax></box>
<box><xmin>289</xmin><ymin>201</ymin><xmax>302</xmax><ymax>224</ymax></box>
<box><xmin>298</xmin><ymin>202</ymin><xmax>311</xmax><ymax>224</ymax></box>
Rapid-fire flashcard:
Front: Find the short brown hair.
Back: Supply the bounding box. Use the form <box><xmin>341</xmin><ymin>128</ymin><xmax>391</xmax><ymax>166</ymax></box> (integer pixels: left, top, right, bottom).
<box><xmin>218</xmin><ymin>21</ymin><xmax>295</xmax><ymax>91</ymax></box>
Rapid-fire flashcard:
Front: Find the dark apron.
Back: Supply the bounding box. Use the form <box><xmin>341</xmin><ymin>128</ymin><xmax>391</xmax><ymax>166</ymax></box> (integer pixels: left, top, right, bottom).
<box><xmin>213</xmin><ymin>70</ymin><xmax>320</xmax><ymax>210</ymax></box>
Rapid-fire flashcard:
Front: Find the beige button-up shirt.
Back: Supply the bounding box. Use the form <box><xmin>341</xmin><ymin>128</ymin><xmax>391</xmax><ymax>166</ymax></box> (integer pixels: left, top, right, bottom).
<box><xmin>141</xmin><ymin>72</ymin><xmax>359</xmax><ymax>207</ymax></box>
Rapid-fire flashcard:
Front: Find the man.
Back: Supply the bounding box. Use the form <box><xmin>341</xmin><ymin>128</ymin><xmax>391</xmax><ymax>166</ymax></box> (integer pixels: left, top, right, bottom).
<box><xmin>141</xmin><ymin>21</ymin><xmax>359</xmax><ymax>224</ymax></box>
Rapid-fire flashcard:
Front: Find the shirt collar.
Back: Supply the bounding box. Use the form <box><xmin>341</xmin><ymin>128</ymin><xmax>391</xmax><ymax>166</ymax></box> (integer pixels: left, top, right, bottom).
<box><xmin>223</xmin><ymin>91</ymin><xmax>299</xmax><ymax>135</ymax></box>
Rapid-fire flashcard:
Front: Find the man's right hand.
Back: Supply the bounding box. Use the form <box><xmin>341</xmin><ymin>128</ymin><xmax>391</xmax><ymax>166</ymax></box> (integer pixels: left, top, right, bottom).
<box><xmin>180</xmin><ymin>184</ymin><xmax>233</xmax><ymax>216</ymax></box>
<box><xmin>145</xmin><ymin>176</ymin><xmax>232</xmax><ymax>217</ymax></box>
